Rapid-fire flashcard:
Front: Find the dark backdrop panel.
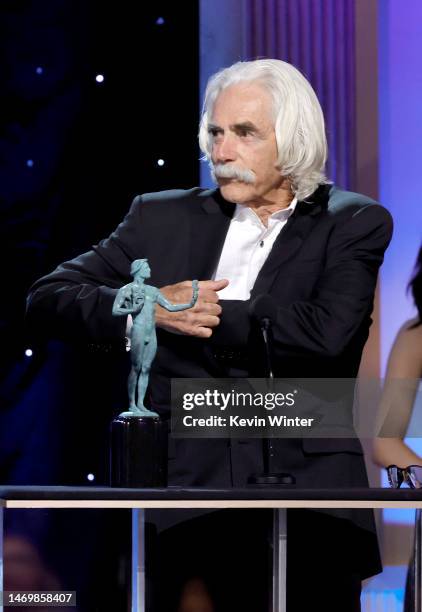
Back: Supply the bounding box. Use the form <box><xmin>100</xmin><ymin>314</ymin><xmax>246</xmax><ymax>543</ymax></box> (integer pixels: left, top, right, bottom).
<box><xmin>0</xmin><ymin>0</ymin><xmax>199</xmax><ymax>363</ymax></box>
<box><xmin>0</xmin><ymin>4</ymin><xmax>199</xmax><ymax>608</ymax></box>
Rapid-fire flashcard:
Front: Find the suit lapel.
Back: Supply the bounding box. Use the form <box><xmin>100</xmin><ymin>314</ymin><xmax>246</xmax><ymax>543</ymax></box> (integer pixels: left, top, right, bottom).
<box><xmin>250</xmin><ymin>184</ymin><xmax>330</xmax><ymax>297</ymax></box>
<box><xmin>187</xmin><ymin>190</ymin><xmax>235</xmax><ymax>280</ymax></box>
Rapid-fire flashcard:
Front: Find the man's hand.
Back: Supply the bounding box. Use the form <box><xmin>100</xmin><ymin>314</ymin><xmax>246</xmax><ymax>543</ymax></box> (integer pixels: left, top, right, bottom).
<box><xmin>156</xmin><ymin>279</ymin><xmax>229</xmax><ymax>338</ymax></box>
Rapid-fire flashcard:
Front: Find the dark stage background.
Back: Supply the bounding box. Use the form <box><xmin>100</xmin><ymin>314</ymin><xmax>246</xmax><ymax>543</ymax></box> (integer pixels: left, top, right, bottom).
<box><xmin>0</xmin><ymin>2</ymin><xmax>199</xmax><ymax>609</ymax></box>
<box><xmin>1</xmin><ymin>0</ymin><xmax>199</xmax><ymax>484</ymax></box>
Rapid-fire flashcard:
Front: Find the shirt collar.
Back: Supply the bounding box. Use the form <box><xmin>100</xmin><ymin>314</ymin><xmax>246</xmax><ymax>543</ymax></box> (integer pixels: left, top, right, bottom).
<box><xmin>234</xmin><ymin>197</ymin><xmax>298</xmax><ymax>225</ymax></box>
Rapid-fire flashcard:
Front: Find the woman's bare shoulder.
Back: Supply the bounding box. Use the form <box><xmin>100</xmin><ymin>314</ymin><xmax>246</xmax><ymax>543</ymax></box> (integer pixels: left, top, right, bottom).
<box><xmin>391</xmin><ymin>319</ymin><xmax>422</xmax><ymax>371</ymax></box>
<box><xmin>396</xmin><ymin>318</ymin><xmax>422</xmax><ymax>342</ymax></box>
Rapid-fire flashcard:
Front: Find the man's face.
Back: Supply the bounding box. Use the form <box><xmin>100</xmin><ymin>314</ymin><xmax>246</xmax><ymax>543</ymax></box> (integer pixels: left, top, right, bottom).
<box><xmin>209</xmin><ymin>82</ymin><xmax>283</xmax><ymax>205</ymax></box>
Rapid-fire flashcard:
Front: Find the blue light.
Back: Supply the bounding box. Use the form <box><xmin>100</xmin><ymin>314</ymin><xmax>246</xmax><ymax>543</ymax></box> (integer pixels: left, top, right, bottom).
<box><xmin>87</xmin><ymin>473</ymin><xmax>95</xmax><ymax>481</ymax></box>
<box><xmin>25</xmin><ymin>349</ymin><xmax>33</xmax><ymax>357</ymax></box>
<box><xmin>379</xmin><ymin>0</ymin><xmax>422</xmax><ymax>529</ymax></box>
<box><xmin>156</xmin><ymin>17</ymin><xmax>165</xmax><ymax>25</ymax></box>
<box><xmin>35</xmin><ymin>66</ymin><xmax>43</xmax><ymax>75</ymax></box>
<box><xmin>26</xmin><ymin>159</ymin><xmax>34</xmax><ymax>168</ymax></box>
<box><xmin>95</xmin><ymin>74</ymin><xmax>104</xmax><ymax>83</ymax></box>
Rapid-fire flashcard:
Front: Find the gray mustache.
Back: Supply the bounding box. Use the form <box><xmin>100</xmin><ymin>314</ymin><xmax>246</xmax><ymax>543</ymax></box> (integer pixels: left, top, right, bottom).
<box><xmin>212</xmin><ymin>164</ymin><xmax>255</xmax><ymax>184</ymax></box>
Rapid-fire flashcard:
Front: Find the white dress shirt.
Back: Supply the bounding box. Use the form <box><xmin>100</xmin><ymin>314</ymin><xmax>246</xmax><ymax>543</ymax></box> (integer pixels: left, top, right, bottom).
<box><xmin>213</xmin><ymin>197</ymin><xmax>297</xmax><ymax>300</ymax></box>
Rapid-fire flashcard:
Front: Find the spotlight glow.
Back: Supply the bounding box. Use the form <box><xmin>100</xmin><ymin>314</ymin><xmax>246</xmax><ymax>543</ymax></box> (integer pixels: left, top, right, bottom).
<box><xmin>26</xmin><ymin>159</ymin><xmax>34</xmax><ymax>168</ymax></box>
<box><xmin>157</xmin><ymin>159</ymin><xmax>165</xmax><ymax>167</ymax></box>
<box><xmin>87</xmin><ymin>473</ymin><xmax>95</xmax><ymax>481</ymax></box>
<box><xmin>35</xmin><ymin>66</ymin><xmax>43</xmax><ymax>75</ymax></box>
<box><xmin>95</xmin><ymin>74</ymin><xmax>104</xmax><ymax>83</ymax></box>
<box><xmin>25</xmin><ymin>349</ymin><xmax>33</xmax><ymax>357</ymax></box>
<box><xmin>156</xmin><ymin>17</ymin><xmax>165</xmax><ymax>25</ymax></box>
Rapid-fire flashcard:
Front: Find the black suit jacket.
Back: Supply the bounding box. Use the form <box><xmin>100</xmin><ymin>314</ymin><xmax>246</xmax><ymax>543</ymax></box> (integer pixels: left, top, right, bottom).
<box><xmin>27</xmin><ymin>184</ymin><xmax>393</xmax><ymax>577</ymax></box>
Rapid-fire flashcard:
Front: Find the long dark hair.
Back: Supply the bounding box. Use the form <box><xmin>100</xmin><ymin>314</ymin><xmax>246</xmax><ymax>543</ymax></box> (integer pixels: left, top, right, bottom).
<box><xmin>409</xmin><ymin>245</ymin><xmax>422</xmax><ymax>325</ymax></box>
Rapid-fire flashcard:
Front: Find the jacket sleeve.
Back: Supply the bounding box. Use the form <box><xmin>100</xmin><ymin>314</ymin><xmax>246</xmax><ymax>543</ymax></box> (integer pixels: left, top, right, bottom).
<box><xmin>211</xmin><ymin>203</ymin><xmax>393</xmax><ymax>357</ymax></box>
<box><xmin>26</xmin><ymin>195</ymin><xmax>145</xmax><ymax>346</ymax></box>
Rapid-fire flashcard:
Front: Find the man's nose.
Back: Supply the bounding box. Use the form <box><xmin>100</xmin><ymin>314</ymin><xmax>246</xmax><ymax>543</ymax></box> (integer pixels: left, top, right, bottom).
<box><xmin>213</xmin><ymin>134</ymin><xmax>237</xmax><ymax>163</ymax></box>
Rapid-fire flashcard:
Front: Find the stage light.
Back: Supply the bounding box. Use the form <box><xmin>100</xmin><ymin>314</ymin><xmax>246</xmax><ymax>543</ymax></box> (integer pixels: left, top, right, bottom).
<box><xmin>35</xmin><ymin>66</ymin><xmax>43</xmax><ymax>75</ymax></box>
<box><xmin>156</xmin><ymin>17</ymin><xmax>165</xmax><ymax>25</ymax></box>
<box><xmin>157</xmin><ymin>159</ymin><xmax>165</xmax><ymax>167</ymax></box>
<box><xmin>26</xmin><ymin>159</ymin><xmax>34</xmax><ymax>168</ymax></box>
<box><xmin>25</xmin><ymin>349</ymin><xmax>33</xmax><ymax>357</ymax></box>
<box><xmin>95</xmin><ymin>74</ymin><xmax>104</xmax><ymax>83</ymax></box>
<box><xmin>87</xmin><ymin>473</ymin><xmax>95</xmax><ymax>481</ymax></box>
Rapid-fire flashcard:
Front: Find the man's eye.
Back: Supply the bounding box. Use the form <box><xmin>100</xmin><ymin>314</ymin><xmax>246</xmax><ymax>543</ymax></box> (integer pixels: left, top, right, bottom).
<box><xmin>238</xmin><ymin>129</ymin><xmax>252</xmax><ymax>137</ymax></box>
<box><xmin>208</xmin><ymin>129</ymin><xmax>221</xmax><ymax>137</ymax></box>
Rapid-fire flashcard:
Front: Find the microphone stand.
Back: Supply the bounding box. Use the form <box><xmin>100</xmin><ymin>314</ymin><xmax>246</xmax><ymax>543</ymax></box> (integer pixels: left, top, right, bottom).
<box><xmin>247</xmin><ymin>318</ymin><xmax>293</xmax><ymax>612</ymax></box>
<box><xmin>247</xmin><ymin>317</ymin><xmax>295</xmax><ymax>486</ymax></box>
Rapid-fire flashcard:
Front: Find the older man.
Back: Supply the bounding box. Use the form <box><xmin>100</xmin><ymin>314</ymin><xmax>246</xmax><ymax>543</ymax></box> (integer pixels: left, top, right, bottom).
<box><xmin>27</xmin><ymin>59</ymin><xmax>393</xmax><ymax>611</ymax></box>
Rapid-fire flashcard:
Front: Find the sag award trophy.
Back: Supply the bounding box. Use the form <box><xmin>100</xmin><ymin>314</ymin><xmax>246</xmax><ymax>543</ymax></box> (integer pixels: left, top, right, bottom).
<box><xmin>110</xmin><ymin>258</ymin><xmax>199</xmax><ymax>486</ymax></box>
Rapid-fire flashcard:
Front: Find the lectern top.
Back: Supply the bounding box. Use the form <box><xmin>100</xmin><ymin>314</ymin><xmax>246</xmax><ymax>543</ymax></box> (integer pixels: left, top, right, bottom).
<box><xmin>1</xmin><ymin>486</ymin><xmax>422</xmax><ymax>509</ymax></box>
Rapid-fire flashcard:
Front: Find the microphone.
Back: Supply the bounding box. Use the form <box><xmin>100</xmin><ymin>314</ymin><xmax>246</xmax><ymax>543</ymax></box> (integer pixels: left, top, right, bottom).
<box><xmin>247</xmin><ymin>314</ymin><xmax>296</xmax><ymax>486</ymax></box>
<box><xmin>260</xmin><ymin>317</ymin><xmax>274</xmax><ymax>379</ymax></box>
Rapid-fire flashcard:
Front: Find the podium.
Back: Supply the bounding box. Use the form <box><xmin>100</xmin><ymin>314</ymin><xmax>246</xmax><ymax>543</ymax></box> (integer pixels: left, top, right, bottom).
<box><xmin>1</xmin><ymin>486</ymin><xmax>422</xmax><ymax>611</ymax></box>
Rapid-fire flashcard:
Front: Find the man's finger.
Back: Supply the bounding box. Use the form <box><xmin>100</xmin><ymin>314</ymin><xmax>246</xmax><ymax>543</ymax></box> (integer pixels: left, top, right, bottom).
<box><xmin>202</xmin><ymin>302</ymin><xmax>222</xmax><ymax>315</ymax></box>
<box><xmin>198</xmin><ymin>279</ymin><xmax>229</xmax><ymax>291</ymax></box>
<box><xmin>198</xmin><ymin>289</ymin><xmax>220</xmax><ymax>303</ymax></box>
<box><xmin>192</xmin><ymin>314</ymin><xmax>220</xmax><ymax>328</ymax></box>
<box><xmin>194</xmin><ymin>301</ymin><xmax>221</xmax><ymax>315</ymax></box>
<box><xmin>196</xmin><ymin>326</ymin><xmax>213</xmax><ymax>338</ymax></box>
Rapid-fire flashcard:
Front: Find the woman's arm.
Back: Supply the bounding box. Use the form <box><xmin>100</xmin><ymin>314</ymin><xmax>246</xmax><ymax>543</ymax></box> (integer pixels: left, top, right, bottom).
<box><xmin>372</xmin><ymin>437</ymin><xmax>422</xmax><ymax>468</ymax></box>
<box><xmin>372</xmin><ymin>321</ymin><xmax>422</xmax><ymax>467</ymax></box>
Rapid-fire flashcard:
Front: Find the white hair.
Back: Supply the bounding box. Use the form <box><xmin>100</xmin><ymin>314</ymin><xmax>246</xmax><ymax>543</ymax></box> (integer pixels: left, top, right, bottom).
<box><xmin>198</xmin><ymin>59</ymin><xmax>330</xmax><ymax>201</ymax></box>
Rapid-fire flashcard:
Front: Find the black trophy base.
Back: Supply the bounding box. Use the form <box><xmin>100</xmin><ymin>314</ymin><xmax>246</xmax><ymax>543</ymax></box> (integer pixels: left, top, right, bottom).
<box><xmin>110</xmin><ymin>413</ymin><xmax>168</xmax><ymax>487</ymax></box>
<box><xmin>247</xmin><ymin>473</ymin><xmax>296</xmax><ymax>486</ymax></box>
